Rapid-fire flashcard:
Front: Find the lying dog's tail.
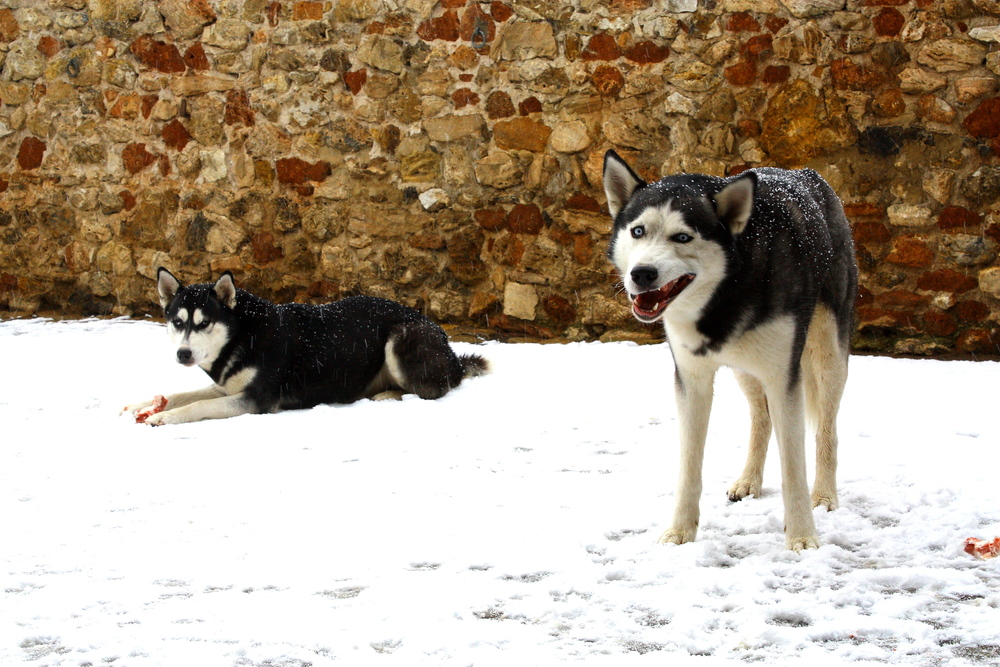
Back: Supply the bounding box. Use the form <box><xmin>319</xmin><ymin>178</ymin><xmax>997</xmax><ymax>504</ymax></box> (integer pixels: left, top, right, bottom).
<box><xmin>459</xmin><ymin>353</ymin><xmax>490</xmax><ymax>379</ymax></box>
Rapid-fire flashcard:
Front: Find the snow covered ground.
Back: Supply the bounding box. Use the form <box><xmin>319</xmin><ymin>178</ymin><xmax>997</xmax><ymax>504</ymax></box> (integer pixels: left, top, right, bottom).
<box><xmin>2</xmin><ymin>316</ymin><xmax>999</xmax><ymax>666</ymax></box>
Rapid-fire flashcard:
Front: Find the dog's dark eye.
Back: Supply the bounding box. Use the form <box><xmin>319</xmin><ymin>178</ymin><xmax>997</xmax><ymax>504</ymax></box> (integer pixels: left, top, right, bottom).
<box><xmin>171</xmin><ymin>318</ymin><xmax>183</xmax><ymax>328</ymax></box>
<box><xmin>197</xmin><ymin>319</ymin><xmax>212</xmax><ymax>329</ymax></box>
<box><xmin>672</xmin><ymin>233</ymin><xmax>693</xmax><ymax>243</ymax></box>
<box><xmin>631</xmin><ymin>225</ymin><xmax>645</xmax><ymax>239</ymax></box>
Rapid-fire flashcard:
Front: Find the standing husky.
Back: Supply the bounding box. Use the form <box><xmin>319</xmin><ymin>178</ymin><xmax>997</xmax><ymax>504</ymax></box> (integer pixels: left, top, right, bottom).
<box><xmin>603</xmin><ymin>150</ymin><xmax>857</xmax><ymax>551</ymax></box>
<box><xmin>124</xmin><ymin>268</ymin><xmax>489</xmax><ymax>425</ymax></box>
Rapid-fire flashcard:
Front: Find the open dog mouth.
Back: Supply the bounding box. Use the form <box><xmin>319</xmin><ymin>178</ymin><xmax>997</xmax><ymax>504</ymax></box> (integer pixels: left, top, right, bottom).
<box><xmin>631</xmin><ymin>274</ymin><xmax>695</xmax><ymax>320</ymax></box>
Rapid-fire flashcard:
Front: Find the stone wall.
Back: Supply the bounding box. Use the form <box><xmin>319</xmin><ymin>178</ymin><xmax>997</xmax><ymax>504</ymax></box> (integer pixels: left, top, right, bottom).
<box><xmin>1</xmin><ymin>0</ymin><xmax>1000</xmax><ymax>356</ymax></box>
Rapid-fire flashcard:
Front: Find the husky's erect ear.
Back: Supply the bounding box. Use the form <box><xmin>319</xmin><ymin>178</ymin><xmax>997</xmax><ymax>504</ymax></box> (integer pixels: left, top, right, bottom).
<box><xmin>157</xmin><ymin>267</ymin><xmax>181</xmax><ymax>310</ymax></box>
<box><xmin>213</xmin><ymin>271</ymin><xmax>237</xmax><ymax>309</ymax></box>
<box><xmin>714</xmin><ymin>171</ymin><xmax>757</xmax><ymax>236</ymax></box>
<box><xmin>603</xmin><ymin>150</ymin><xmax>646</xmax><ymax>219</ymax></box>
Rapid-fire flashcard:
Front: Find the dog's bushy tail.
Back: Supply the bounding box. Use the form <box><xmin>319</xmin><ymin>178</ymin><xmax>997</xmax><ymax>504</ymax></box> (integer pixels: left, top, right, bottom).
<box><xmin>459</xmin><ymin>353</ymin><xmax>490</xmax><ymax>379</ymax></box>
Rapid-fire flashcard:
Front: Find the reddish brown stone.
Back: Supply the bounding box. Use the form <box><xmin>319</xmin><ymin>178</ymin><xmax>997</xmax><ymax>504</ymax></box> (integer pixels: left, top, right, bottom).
<box><xmin>441</xmin><ymin>0</ymin><xmax>465</xmax><ymax>6</ymax></box>
<box><xmin>761</xmin><ymin>65</ymin><xmax>790</xmax><ymax>85</ymax></box>
<box><xmin>266</xmin><ymin>1</ymin><xmax>280</xmax><ymax>26</ymax></box>
<box><xmin>502</xmin><ymin>234</ymin><xmax>525</xmax><ymax>265</ymax></box>
<box><xmin>923</xmin><ymin>312</ymin><xmax>958</xmax><ymax>336</ymax></box>
<box><xmin>884</xmin><ymin>236</ymin><xmax>933</xmax><ymax>268</ymax></box>
<box><xmin>916</xmin><ymin>269</ymin><xmax>978</xmax><ymax>293</ymax></box>
<box><xmin>725</xmin><ymin>60</ymin><xmax>756</xmax><ymax>86</ymax></box>
<box><xmin>741</xmin><ymin>34</ymin><xmax>772</xmax><ymax>60</ymax></box>
<box><xmin>275</xmin><ymin>157</ymin><xmax>331</xmax><ymax>185</ymax></box>
<box><xmin>865</xmin><ymin>0</ymin><xmax>907</xmax><ymax>5</ymax></box>
<box><xmin>490</xmin><ymin>1</ymin><xmax>514</xmax><ymax>22</ymax></box>
<box><xmin>938</xmin><ymin>206</ymin><xmax>981</xmax><ymax>231</ymax></box>
<box><xmin>872</xmin><ymin>88</ymin><xmax>905</xmax><ymax>118</ymax></box>
<box><xmin>162</xmin><ymin>119</ymin><xmax>192</xmax><ymax>151</ymax></box>
<box><xmin>736</xmin><ymin>119</ymin><xmax>762</xmax><ymax>137</ymax></box>
<box><xmin>158</xmin><ymin>154</ymin><xmax>171</xmax><ymax>178</ymax></box>
<box><xmin>543</xmin><ymin>295</ymin><xmax>576</xmax><ymax>323</ymax></box>
<box><xmin>956</xmin><ymin>330</ymin><xmax>995</xmax><ymax>353</ymax></box>
<box><xmin>130</xmin><ymin>35</ymin><xmax>186</xmax><ymax>74</ymax></box>
<box><xmin>852</xmin><ymin>221</ymin><xmax>892</xmax><ymax>244</ymax></box>
<box><xmin>987</xmin><ymin>222</ymin><xmax>1000</xmax><ymax>243</ymax></box>
<box><xmin>184</xmin><ymin>43</ymin><xmax>210</xmax><ymax>71</ymax></box>
<box><xmin>292</xmin><ymin>1</ymin><xmax>324</xmax><ymax>20</ymax></box>
<box><xmin>17</xmin><ymin>136</ymin><xmax>45</xmax><ymax>170</ymax></box>
<box><xmin>573</xmin><ymin>234</ymin><xmax>594</xmax><ymax>264</ymax></box>
<box><xmin>0</xmin><ymin>8</ymin><xmax>18</xmax><ymax>43</ymax></box>
<box><xmin>592</xmin><ymin>65</ymin><xmax>625</xmax><ymax>96</ymax></box>
<box><xmin>486</xmin><ymin>91</ymin><xmax>515</xmax><ymax>119</ymax></box>
<box><xmin>955</xmin><ymin>300</ymin><xmax>989</xmax><ymax>322</ymax></box>
<box><xmin>37</xmin><ymin>35</ymin><xmax>61</xmax><ymax>58</ymax></box>
<box><xmin>519</xmin><ymin>97</ymin><xmax>542</xmax><ymax>115</ymax></box>
<box><xmin>728</xmin><ymin>12</ymin><xmax>760</xmax><ymax>32</ymax></box>
<box><xmin>409</xmin><ymin>233</ymin><xmax>447</xmax><ymax>250</ymax></box>
<box><xmin>873</xmin><ymin>7</ymin><xmax>905</xmax><ymax>36</ymax></box>
<box><xmin>460</xmin><ymin>3</ymin><xmax>495</xmax><ymax>44</ymax></box>
<box><xmin>878</xmin><ymin>290</ymin><xmax>930</xmax><ymax>308</ymax></box>
<box><xmin>765</xmin><ymin>16</ymin><xmax>788</xmax><ymax>33</ymax></box>
<box><xmin>858</xmin><ymin>285</ymin><xmax>875</xmax><ymax>307</ymax></box>
<box><xmin>580</xmin><ymin>33</ymin><xmax>621</xmax><ymax>61</ymax></box>
<box><xmin>122</xmin><ymin>143</ymin><xmax>157</xmax><ymax>174</ymax></box>
<box><xmin>459</xmin><ymin>73</ymin><xmax>474</xmax><ymax>82</ymax></box>
<box><xmin>452</xmin><ymin>88</ymin><xmax>480</xmax><ymax>109</ymax></box>
<box><xmin>508</xmin><ymin>203</ymin><xmax>544</xmax><ymax>234</ymax></box>
<box><xmin>963</xmin><ymin>97</ymin><xmax>1000</xmax><ymax>139</ymax></box>
<box><xmin>831</xmin><ymin>58</ymin><xmax>889</xmax><ymax>91</ymax></box>
<box><xmin>225</xmin><ymin>89</ymin><xmax>255</xmax><ymax>126</ymax></box>
<box><xmin>120</xmin><ymin>190</ymin><xmax>137</xmax><ymax>211</ymax></box>
<box><xmin>0</xmin><ymin>178</ymin><xmax>8</xmax><ymax>193</ymax></box>
<box><xmin>344</xmin><ymin>69</ymin><xmax>367</xmax><ymax>95</ymax></box>
<box><xmin>916</xmin><ymin>94</ymin><xmax>955</xmax><ymax>124</ymax></box>
<box><xmin>140</xmin><ymin>94</ymin><xmax>158</xmax><ymax>119</ymax></box>
<box><xmin>844</xmin><ymin>202</ymin><xmax>885</xmax><ymax>221</ymax></box>
<box><xmin>475</xmin><ymin>208</ymin><xmax>508</xmax><ymax>231</ymax></box>
<box><xmin>417</xmin><ymin>10</ymin><xmax>460</xmax><ymax>41</ymax></box>
<box><xmin>566</xmin><ymin>193</ymin><xmax>602</xmax><ymax>213</ymax></box>
<box><xmin>494</xmin><ymin>117</ymin><xmax>551</xmax><ymax>152</ymax></box>
<box><xmin>251</xmin><ymin>232</ymin><xmax>283</xmax><ymax>264</ymax></box>
<box><xmin>624</xmin><ymin>41</ymin><xmax>669</xmax><ymax>64</ymax></box>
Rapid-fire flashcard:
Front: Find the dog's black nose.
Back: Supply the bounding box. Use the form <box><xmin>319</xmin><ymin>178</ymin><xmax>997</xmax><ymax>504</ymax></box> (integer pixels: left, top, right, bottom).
<box><xmin>177</xmin><ymin>348</ymin><xmax>193</xmax><ymax>364</ymax></box>
<box><xmin>631</xmin><ymin>265</ymin><xmax>659</xmax><ymax>290</ymax></box>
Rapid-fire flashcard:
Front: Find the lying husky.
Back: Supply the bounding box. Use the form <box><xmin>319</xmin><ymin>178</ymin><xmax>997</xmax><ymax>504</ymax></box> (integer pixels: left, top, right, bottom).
<box><xmin>603</xmin><ymin>150</ymin><xmax>857</xmax><ymax>550</ymax></box>
<box><xmin>124</xmin><ymin>268</ymin><xmax>489</xmax><ymax>425</ymax></box>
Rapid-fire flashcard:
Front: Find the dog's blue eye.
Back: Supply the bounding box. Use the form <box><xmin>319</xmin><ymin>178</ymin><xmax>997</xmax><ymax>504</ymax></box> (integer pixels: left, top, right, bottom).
<box><xmin>631</xmin><ymin>226</ymin><xmax>645</xmax><ymax>239</ymax></box>
<box><xmin>672</xmin><ymin>233</ymin><xmax>693</xmax><ymax>243</ymax></box>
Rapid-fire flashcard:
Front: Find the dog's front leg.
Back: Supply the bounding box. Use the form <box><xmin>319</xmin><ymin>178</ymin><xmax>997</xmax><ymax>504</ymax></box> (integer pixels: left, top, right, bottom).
<box><xmin>122</xmin><ymin>385</ymin><xmax>225</xmax><ymax>415</ymax></box>
<box><xmin>766</xmin><ymin>376</ymin><xmax>818</xmax><ymax>551</ymax></box>
<box><xmin>659</xmin><ymin>361</ymin><xmax>716</xmax><ymax>545</ymax></box>
<box><xmin>145</xmin><ymin>393</ymin><xmax>256</xmax><ymax>425</ymax></box>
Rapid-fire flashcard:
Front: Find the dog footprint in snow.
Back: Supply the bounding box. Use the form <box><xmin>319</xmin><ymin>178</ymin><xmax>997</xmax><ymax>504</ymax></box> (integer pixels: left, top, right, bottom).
<box><xmin>604</xmin><ymin>528</ymin><xmax>648</xmax><ymax>542</ymax></box>
<box><xmin>409</xmin><ymin>562</ymin><xmax>441</xmax><ymax>571</ymax></box>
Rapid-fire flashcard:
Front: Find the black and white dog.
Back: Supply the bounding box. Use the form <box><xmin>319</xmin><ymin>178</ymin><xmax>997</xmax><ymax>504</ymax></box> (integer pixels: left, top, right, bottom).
<box><xmin>603</xmin><ymin>150</ymin><xmax>857</xmax><ymax>550</ymax></box>
<box><xmin>124</xmin><ymin>268</ymin><xmax>489</xmax><ymax>425</ymax></box>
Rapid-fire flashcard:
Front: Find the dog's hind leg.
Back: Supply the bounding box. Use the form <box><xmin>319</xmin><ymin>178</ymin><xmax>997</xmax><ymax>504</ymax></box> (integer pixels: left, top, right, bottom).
<box><xmin>727</xmin><ymin>371</ymin><xmax>771</xmax><ymax>502</ymax></box>
<box><xmin>385</xmin><ymin>321</ymin><xmax>465</xmax><ymax>400</ymax></box>
<box><xmin>803</xmin><ymin>306</ymin><xmax>848</xmax><ymax>511</ymax></box>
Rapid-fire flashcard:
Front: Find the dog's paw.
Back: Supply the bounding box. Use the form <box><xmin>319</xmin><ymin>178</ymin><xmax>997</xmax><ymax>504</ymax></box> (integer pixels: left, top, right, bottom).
<box><xmin>811</xmin><ymin>491</ymin><xmax>839</xmax><ymax>512</ymax></box>
<box><xmin>786</xmin><ymin>535</ymin><xmax>820</xmax><ymax>552</ymax></box>
<box><xmin>121</xmin><ymin>399</ymin><xmax>153</xmax><ymax>415</ymax></box>
<box><xmin>727</xmin><ymin>477</ymin><xmax>763</xmax><ymax>502</ymax></box>
<box><xmin>658</xmin><ymin>528</ymin><xmax>696</xmax><ymax>545</ymax></box>
<box><xmin>143</xmin><ymin>411</ymin><xmax>173</xmax><ymax>426</ymax></box>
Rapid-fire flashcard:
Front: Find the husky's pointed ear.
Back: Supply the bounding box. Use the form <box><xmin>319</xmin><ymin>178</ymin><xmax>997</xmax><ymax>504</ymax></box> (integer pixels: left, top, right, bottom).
<box><xmin>603</xmin><ymin>150</ymin><xmax>645</xmax><ymax>219</ymax></box>
<box><xmin>213</xmin><ymin>271</ymin><xmax>237</xmax><ymax>310</ymax></box>
<box><xmin>157</xmin><ymin>267</ymin><xmax>181</xmax><ymax>310</ymax></box>
<box><xmin>714</xmin><ymin>171</ymin><xmax>757</xmax><ymax>236</ymax></box>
